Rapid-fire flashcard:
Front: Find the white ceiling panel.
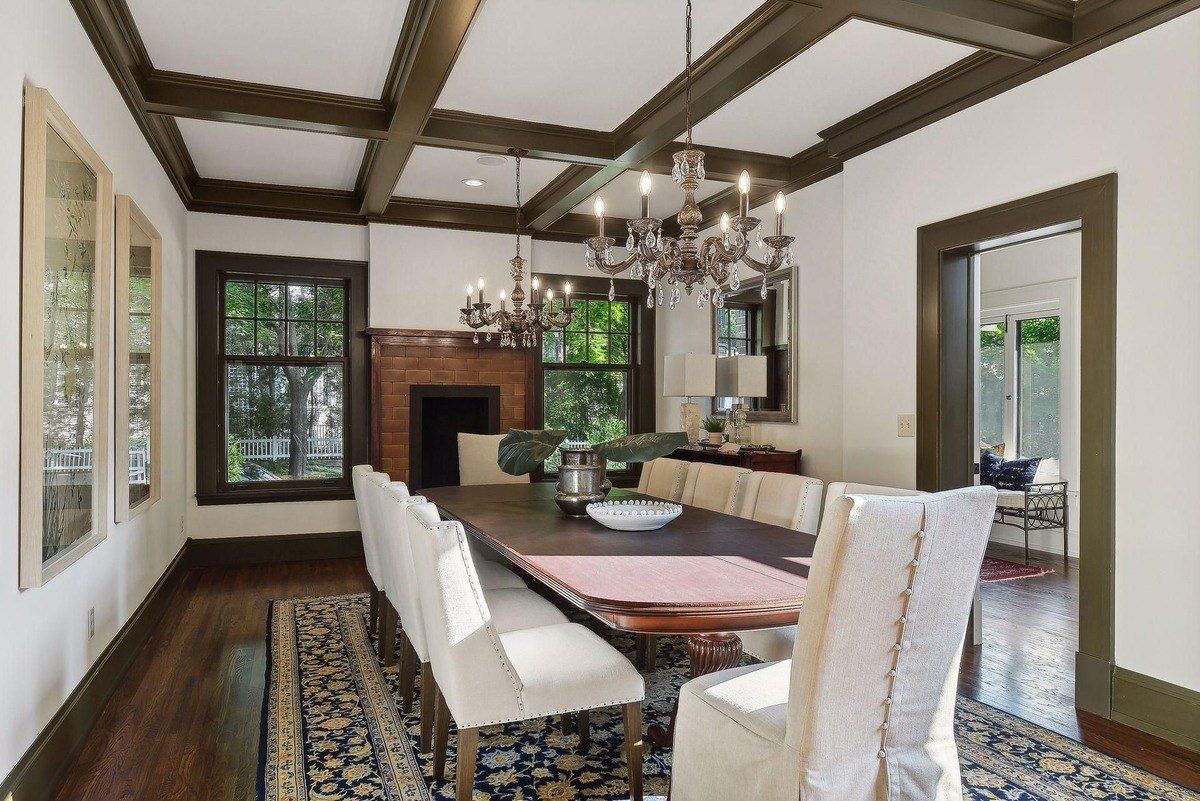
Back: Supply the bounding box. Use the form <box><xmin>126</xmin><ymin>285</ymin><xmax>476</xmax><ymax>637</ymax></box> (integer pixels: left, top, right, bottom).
<box><xmin>691</xmin><ymin>20</ymin><xmax>976</xmax><ymax>156</ymax></box>
<box><xmin>125</xmin><ymin>0</ymin><xmax>410</xmax><ymax>98</ymax></box>
<box><xmin>393</xmin><ymin>146</ymin><xmax>570</xmax><ymax>205</ymax></box>
<box><xmin>177</xmin><ymin>118</ymin><xmax>367</xmax><ymax>190</ymax></box>
<box><xmin>438</xmin><ymin>0</ymin><xmax>763</xmax><ymax>130</ymax></box>
<box><xmin>570</xmin><ymin>170</ymin><xmax>731</xmax><ymax>221</ymax></box>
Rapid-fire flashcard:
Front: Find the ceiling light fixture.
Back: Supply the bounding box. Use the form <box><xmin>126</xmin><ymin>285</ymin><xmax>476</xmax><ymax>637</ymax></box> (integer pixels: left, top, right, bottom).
<box><xmin>462</xmin><ymin>177</ymin><xmax>486</xmax><ymax>187</ymax></box>
<box><xmin>476</xmin><ymin>155</ymin><xmax>507</xmax><ymax>167</ymax></box>
<box><xmin>459</xmin><ymin>149</ymin><xmax>576</xmax><ymax>347</ymax></box>
<box><xmin>583</xmin><ymin>0</ymin><xmax>794</xmax><ymax>309</ymax></box>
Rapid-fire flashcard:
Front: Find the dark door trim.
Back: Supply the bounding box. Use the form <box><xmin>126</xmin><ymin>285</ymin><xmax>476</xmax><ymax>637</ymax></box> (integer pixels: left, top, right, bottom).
<box><xmin>916</xmin><ymin>174</ymin><xmax>1117</xmax><ymax>716</ymax></box>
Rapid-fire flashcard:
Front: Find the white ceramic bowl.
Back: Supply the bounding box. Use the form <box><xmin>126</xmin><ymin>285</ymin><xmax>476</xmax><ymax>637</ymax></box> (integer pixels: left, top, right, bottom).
<box><xmin>585</xmin><ymin>499</ymin><xmax>683</xmax><ymax>531</ymax></box>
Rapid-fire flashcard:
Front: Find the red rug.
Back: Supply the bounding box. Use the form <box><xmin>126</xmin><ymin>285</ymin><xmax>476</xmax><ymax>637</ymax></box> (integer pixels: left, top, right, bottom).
<box><xmin>980</xmin><ymin>556</ymin><xmax>1054</xmax><ymax>583</ymax></box>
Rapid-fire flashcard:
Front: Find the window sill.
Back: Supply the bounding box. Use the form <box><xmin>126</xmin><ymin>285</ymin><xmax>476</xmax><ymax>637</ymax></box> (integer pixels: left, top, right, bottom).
<box><xmin>196</xmin><ymin>487</ymin><xmax>354</xmax><ymax>506</ymax></box>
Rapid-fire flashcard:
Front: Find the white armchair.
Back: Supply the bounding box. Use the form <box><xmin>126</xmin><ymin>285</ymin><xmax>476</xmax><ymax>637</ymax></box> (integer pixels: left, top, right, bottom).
<box><xmin>351</xmin><ymin>465</ymin><xmax>386</xmax><ymax>642</ymax></box>
<box><xmin>373</xmin><ymin>483</ymin><xmax>564</xmax><ymax>751</ymax></box>
<box><xmin>406</xmin><ymin>501</ymin><xmax>646</xmax><ymax>801</ymax></box>
<box><xmin>456</xmin><ymin>433</ymin><xmax>529</xmax><ymax>486</ymax></box>
<box><xmin>734</xmin><ymin>472</ymin><xmax>825</xmax><ymax>662</ymax></box>
<box><xmin>680</xmin><ymin>462</ymin><xmax>752</xmax><ymax>514</ymax></box>
<box><xmin>672</xmin><ymin>487</ymin><xmax>997</xmax><ymax>801</ymax></box>
<box><xmin>635</xmin><ymin>456</ymin><xmax>689</xmax><ymax>501</ymax></box>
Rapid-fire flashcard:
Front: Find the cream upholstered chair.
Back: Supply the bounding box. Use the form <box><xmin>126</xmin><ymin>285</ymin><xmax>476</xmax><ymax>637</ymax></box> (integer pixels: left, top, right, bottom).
<box><xmin>734</xmin><ymin>472</ymin><xmax>825</xmax><ymax>662</ymax></box>
<box><xmin>351</xmin><ymin>465</ymin><xmax>387</xmax><ymax>641</ymax></box>
<box><xmin>672</xmin><ymin>486</ymin><xmax>997</xmax><ymax>801</ymax></box>
<box><xmin>407</xmin><ymin>501</ymin><xmax>646</xmax><ymax>801</ymax></box>
<box><xmin>825</xmin><ymin>480</ymin><xmax>925</xmax><ymax>507</ymax></box>
<box><xmin>680</xmin><ymin>462</ymin><xmax>752</xmax><ymax>513</ymax></box>
<box><xmin>376</xmin><ymin>484</ymin><xmax>568</xmax><ymax>752</ymax></box>
<box><xmin>457</xmin><ymin>433</ymin><xmax>529</xmax><ymax>486</ymax></box>
<box><xmin>635</xmin><ymin>456</ymin><xmax>689</xmax><ymax>500</ymax></box>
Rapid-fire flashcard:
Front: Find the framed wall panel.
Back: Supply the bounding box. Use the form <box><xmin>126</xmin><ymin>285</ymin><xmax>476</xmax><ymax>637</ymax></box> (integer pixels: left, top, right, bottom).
<box><xmin>21</xmin><ymin>86</ymin><xmax>114</xmax><ymax>588</ymax></box>
<box><xmin>114</xmin><ymin>195</ymin><xmax>161</xmax><ymax>522</ymax></box>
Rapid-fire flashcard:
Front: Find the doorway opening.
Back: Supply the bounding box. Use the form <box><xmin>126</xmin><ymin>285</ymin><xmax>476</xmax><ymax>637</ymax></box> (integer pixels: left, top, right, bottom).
<box><xmin>916</xmin><ymin>175</ymin><xmax>1116</xmax><ymax>731</ymax></box>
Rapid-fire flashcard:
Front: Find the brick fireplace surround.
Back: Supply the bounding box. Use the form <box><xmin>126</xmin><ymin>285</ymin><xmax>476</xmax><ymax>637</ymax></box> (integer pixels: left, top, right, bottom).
<box><xmin>368</xmin><ymin>329</ymin><xmax>535</xmax><ymax>483</ymax></box>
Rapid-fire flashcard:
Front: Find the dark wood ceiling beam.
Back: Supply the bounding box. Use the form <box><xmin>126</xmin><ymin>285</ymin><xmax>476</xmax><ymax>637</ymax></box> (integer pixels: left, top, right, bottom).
<box><xmin>418</xmin><ymin>110</ymin><xmax>614</xmax><ymax>164</ymax></box>
<box><xmin>523</xmin><ymin>0</ymin><xmax>851</xmax><ymax>231</ymax></box>
<box><xmin>847</xmin><ymin>0</ymin><xmax>1072</xmax><ymax>59</ymax></box>
<box><xmin>140</xmin><ymin>71</ymin><xmax>391</xmax><ymax>138</ymax></box>
<box><xmin>358</xmin><ymin>0</ymin><xmax>487</xmax><ymax>216</ymax></box>
<box><xmin>190</xmin><ymin>179</ymin><xmax>363</xmax><ymax>224</ymax></box>
<box><xmin>373</xmin><ymin>198</ymin><xmax>628</xmax><ymax>242</ymax></box>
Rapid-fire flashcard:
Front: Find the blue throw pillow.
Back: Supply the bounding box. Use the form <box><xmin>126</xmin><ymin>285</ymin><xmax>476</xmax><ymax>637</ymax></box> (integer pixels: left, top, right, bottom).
<box><xmin>980</xmin><ymin>450</ymin><xmax>1041</xmax><ymax>490</ymax></box>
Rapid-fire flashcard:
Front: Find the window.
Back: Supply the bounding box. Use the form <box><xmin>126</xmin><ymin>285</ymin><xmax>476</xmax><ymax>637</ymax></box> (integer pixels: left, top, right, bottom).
<box><xmin>535</xmin><ymin>276</ymin><xmax>654</xmax><ymax>479</ymax></box>
<box><xmin>716</xmin><ymin>306</ymin><xmax>755</xmax><ymax>357</ymax></box>
<box><xmin>977</xmin><ymin>312</ymin><xmax>1061</xmax><ymax>465</ymax></box>
<box><xmin>196</xmin><ymin>252</ymin><xmax>368</xmax><ymax>504</ymax></box>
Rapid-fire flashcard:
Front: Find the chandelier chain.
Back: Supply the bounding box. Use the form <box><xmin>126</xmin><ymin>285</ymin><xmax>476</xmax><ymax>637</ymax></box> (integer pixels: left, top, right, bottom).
<box><xmin>512</xmin><ymin>148</ymin><xmax>523</xmax><ymax>257</ymax></box>
<box><xmin>685</xmin><ymin>0</ymin><xmax>693</xmax><ymax>147</ymax></box>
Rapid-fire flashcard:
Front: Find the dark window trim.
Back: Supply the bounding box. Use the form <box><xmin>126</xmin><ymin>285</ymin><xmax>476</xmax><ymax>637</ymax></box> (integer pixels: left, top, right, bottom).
<box><xmin>531</xmin><ymin>274</ymin><xmax>655</xmax><ymax>487</ymax></box>
<box><xmin>196</xmin><ymin>250</ymin><xmax>369</xmax><ymax>505</ymax></box>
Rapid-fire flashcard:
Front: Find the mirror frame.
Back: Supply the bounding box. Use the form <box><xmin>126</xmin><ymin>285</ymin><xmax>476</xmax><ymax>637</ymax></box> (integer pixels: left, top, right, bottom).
<box><xmin>115</xmin><ymin>195</ymin><xmax>163</xmax><ymax>522</ymax></box>
<box><xmin>710</xmin><ymin>265</ymin><xmax>798</xmax><ymax>423</ymax></box>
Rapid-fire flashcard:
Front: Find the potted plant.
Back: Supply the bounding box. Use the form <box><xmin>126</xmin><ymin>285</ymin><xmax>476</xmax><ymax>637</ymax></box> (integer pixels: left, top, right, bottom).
<box><xmin>497</xmin><ymin>429</ymin><xmax>689</xmax><ymax>517</ymax></box>
<box><xmin>701</xmin><ymin>416</ymin><xmax>726</xmax><ymax>445</ymax></box>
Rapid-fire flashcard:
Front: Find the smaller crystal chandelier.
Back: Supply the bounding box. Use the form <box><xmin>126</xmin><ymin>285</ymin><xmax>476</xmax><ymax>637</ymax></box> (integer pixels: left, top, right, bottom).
<box><xmin>460</xmin><ymin>149</ymin><xmax>577</xmax><ymax>347</ymax></box>
<box><xmin>582</xmin><ymin>0</ymin><xmax>795</xmax><ymax>311</ymax></box>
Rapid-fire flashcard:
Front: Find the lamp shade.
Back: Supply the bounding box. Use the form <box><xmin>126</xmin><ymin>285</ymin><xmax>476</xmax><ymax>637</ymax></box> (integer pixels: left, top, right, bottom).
<box><xmin>663</xmin><ymin>353</ymin><xmax>716</xmax><ymax>397</ymax></box>
<box><xmin>717</xmin><ymin>355</ymin><xmax>767</xmax><ymax>398</ymax></box>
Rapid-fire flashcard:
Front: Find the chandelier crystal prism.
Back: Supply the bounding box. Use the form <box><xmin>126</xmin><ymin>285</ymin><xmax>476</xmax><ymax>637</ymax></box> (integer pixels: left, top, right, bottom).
<box><xmin>460</xmin><ymin>149</ymin><xmax>577</xmax><ymax>347</ymax></box>
<box><xmin>582</xmin><ymin>0</ymin><xmax>795</xmax><ymax>310</ymax></box>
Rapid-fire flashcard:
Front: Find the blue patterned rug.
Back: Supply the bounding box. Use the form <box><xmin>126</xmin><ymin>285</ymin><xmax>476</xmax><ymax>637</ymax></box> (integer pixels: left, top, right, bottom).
<box><xmin>259</xmin><ymin>594</ymin><xmax>1198</xmax><ymax>800</ymax></box>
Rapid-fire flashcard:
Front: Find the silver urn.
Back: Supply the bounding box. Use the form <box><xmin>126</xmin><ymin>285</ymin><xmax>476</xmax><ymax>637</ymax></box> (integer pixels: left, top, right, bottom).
<box><xmin>554</xmin><ymin>446</ymin><xmax>612</xmax><ymax>517</ymax></box>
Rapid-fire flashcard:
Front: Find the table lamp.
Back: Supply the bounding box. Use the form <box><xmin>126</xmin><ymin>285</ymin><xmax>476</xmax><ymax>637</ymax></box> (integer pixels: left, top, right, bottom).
<box><xmin>663</xmin><ymin>353</ymin><xmax>716</xmax><ymax>443</ymax></box>
<box><xmin>717</xmin><ymin>355</ymin><xmax>767</xmax><ymax>445</ymax></box>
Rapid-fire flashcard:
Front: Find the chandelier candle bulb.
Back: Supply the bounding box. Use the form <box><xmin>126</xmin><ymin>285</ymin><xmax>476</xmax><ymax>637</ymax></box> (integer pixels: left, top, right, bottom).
<box><xmin>594</xmin><ymin>197</ymin><xmax>606</xmax><ymax>237</ymax></box>
<box><xmin>564</xmin><ymin>281</ymin><xmax>572</xmax><ymax>305</ymax></box>
<box><xmin>532</xmin><ymin>276</ymin><xmax>540</xmax><ymax>305</ymax></box>
<box><xmin>466</xmin><ymin>284</ymin><xmax>473</xmax><ymax>308</ymax></box>
<box><xmin>640</xmin><ymin>171</ymin><xmax>652</xmax><ymax>218</ymax></box>
<box><xmin>477</xmin><ymin>278</ymin><xmax>485</xmax><ymax>305</ymax></box>
<box><xmin>499</xmin><ymin>289</ymin><xmax>507</xmax><ymax>310</ymax></box>
<box><xmin>775</xmin><ymin>192</ymin><xmax>785</xmax><ymax>237</ymax></box>
<box><xmin>738</xmin><ymin>170</ymin><xmax>750</xmax><ymax>217</ymax></box>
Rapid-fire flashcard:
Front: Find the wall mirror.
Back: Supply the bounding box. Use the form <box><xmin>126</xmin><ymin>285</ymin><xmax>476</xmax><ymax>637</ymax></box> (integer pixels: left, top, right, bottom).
<box><xmin>711</xmin><ymin>266</ymin><xmax>797</xmax><ymax>423</ymax></box>
<box><xmin>115</xmin><ymin>195</ymin><xmax>162</xmax><ymax>521</ymax></box>
<box><xmin>20</xmin><ymin>86</ymin><xmax>113</xmax><ymax>588</ymax></box>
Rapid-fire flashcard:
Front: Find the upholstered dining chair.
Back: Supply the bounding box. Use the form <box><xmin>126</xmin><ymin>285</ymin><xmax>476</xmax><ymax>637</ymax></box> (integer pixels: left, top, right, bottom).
<box><xmin>733</xmin><ymin>472</ymin><xmax>825</xmax><ymax>662</ymax></box>
<box><xmin>376</xmin><ymin>483</ymin><xmax>567</xmax><ymax>751</ymax></box>
<box><xmin>671</xmin><ymin>486</ymin><xmax>997</xmax><ymax>801</ymax></box>
<box><xmin>457</xmin><ymin>433</ymin><xmax>529</xmax><ymax>486</ymax></box>
<box><xmin>351</xmin><ymin>465</ymin><xmax>387</xmax><ymax>641</ymax></box>
<box><xmin>406</xmin><ymin>501</ymin><xmax>646</xmax><ymax>801</ymax></box>
<box><xmin>635</xmin><ymin>456</ymin><xmax>689</xmax><ymax>501</ymax></box>
<box><xmin>680</xmin><ymin>462</ymin><xmax>752</xmax><ymax>514</ymax></box>
<box><xmin>823</xmin><ymin>481</ymin><xmax>926</xmax><ymax>520</ymax></box>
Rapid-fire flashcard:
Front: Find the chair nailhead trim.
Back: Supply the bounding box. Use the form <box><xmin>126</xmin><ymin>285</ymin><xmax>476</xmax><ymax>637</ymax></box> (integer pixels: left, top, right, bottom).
<box><xmin>884</xmin><ymin>697</ymin><xmax>892</xmax><ymax>705</ymax></box>
<box><xmin>879</xmin><ymin>521</ymin><xmax>930</xmax><ymax>763</ymax></box>
<box><xmin>878</xmin><ymin>750</ymin><xmax>887</xmax><ymax>759</ymax></box>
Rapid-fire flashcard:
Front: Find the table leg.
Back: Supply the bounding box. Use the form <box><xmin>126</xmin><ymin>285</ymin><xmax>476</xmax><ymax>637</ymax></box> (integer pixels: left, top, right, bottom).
<box><xmin>646</xmin><ymin>632</ymin><xmax>743</xmax><ymax>748</ymax></box>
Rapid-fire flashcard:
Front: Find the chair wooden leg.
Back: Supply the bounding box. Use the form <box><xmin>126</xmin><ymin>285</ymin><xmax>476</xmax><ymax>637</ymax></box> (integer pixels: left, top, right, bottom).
<box><xmin>577</xmin><ymin>710</ymin><xmax>590</xmax><ymax>751</ymax></box>
<box><xmin>623</xmin><ymin>702</ymin><xmax>644</xmax><ymax>801</ymax></box>
<box><xmin>398</xmin><ymin>634</ymin><xmax>417</xmax><ymax>714</ymax></box>
<box><xmin>559</xmin><ymin>713</ymin><xmax>573</xmax><ymax>734</ymax></box>
<box><xmin>380</xmin><ymin>604</ymin><xmax>398</xmax><ymax>666</ymax></box>
<box><xmin>644</xmin><ymin>636</ymin><xmax>656</xmax><ymax>671</ymax></box>
<box><xmin>433</xmin><ymin>686</ymin><xmax>451</xmax><ymax>781</ymax></box>
<box><xmin>368</xmin><ymin>588</ymin><xmax>380</xmax><ymax>638</ymax></box>
<box><xmin>419</xmin><ymin>662</ymin><xmax>436</xmax><ymax>754</ymax></box>
<box><xmin>455</xmin><ymin>726</ymin><xmax>479</xmax><ymax>801</ymax></box>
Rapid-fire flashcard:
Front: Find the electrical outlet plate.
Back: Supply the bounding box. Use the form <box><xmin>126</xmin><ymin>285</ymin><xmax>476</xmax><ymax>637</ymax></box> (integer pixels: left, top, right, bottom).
<box><xmin>897</xmin><ymin>414</ymin><xmax>916</xmax><ymax>437</ymax></box>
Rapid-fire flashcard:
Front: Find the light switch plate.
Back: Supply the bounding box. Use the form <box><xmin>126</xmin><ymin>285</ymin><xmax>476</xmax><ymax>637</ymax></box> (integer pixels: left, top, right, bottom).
<box><xmin>897</xmin><ymin>414</ymin><xmax>916</xmax><ymax>437</ymax></box>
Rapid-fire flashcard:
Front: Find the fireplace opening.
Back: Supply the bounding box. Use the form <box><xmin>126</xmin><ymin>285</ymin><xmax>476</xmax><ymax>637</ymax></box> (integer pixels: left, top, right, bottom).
<box><xmin>409</xmin><ymin>385</ymin><xmax>501</xmax><ymax>489</ymax></box>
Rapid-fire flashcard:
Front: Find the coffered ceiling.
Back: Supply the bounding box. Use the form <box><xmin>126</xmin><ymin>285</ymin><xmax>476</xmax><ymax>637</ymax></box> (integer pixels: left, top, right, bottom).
<box><xmin>71</xmin><ymin>0</ymin><xmax>1195</xmax><ymax>240</ymax></box>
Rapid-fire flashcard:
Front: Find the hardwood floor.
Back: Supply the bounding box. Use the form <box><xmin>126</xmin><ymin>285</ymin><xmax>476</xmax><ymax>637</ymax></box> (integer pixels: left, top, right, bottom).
<box><xmin>48</xmin><ymin>551</ymin><xmax>1199</xmax><ymax>801</ymax></box>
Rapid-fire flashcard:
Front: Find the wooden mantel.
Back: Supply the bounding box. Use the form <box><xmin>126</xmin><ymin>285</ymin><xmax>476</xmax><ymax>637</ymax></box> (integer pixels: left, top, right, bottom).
<box><xmin>367</xmin><ymin>328</ymin><xmax>536</xmax><ymax>481</ymax></box>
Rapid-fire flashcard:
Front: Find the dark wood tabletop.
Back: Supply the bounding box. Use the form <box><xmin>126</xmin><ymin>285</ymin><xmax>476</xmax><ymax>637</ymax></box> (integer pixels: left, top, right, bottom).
<box><xmin>421</xmin><ymin>482</ymin><xmax>815</xmax><ymax>636</ymax></box>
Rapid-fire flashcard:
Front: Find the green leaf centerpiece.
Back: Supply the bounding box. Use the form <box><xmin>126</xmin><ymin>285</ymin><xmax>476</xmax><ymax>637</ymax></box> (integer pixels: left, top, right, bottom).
<box><xmin>593</xmin><ymin>432</ymin><xmax>689</xmax><ymax>464</ymax></box>
<box><xmin>496</xmin><ymin>429</ymin><xmax>568</xmax><ymax>476</ymax></box>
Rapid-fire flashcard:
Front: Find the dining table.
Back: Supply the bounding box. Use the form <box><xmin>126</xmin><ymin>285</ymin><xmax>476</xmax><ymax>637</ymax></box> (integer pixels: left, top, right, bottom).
<box><xmin>420</xmin><ymin>482</ymin><xmax>816</xmax><ymax>746</ymax></box>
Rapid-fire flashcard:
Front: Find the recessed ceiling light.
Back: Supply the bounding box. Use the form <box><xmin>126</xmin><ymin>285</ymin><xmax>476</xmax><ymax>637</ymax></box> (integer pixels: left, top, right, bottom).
<box><xmin>476</xmin><ymin>155</ymin><xmax>507</xmax><ymax>167</ymax></box>
<box><xmin>462</xmin><ymin>178</ymin><xmax>486</xmax><ymax>187</ymax></box>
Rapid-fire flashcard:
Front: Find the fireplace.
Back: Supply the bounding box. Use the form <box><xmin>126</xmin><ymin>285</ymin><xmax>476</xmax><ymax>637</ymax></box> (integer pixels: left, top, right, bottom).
<box><xmin>409</xmin><ymin>385</ymin><xmax>500</xmax><ymax>489</ymax></box>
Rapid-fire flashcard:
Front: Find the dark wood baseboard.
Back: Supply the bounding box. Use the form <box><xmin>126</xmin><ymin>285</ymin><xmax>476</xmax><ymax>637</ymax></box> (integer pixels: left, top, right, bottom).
<box><xmin>1112</xmin><ymin>667</ymin><xmax>1200</xmax><ymax>753</ymax></box>
<box><xmin>0</xmin><ymin>543</ymin><xmax>190</xmax><ymax>801</ymax></box>
<box><xmin>186</xmin><ymin>530</ymin><xmax>363</xmax><ymax>569</ymax></box>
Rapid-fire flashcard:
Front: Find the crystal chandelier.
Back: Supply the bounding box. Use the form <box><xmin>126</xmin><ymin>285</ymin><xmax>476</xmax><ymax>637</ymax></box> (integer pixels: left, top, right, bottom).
<box><xmin>583</xmin><ymin>0</ymin><xmax>795</xmax><ymax>311</ymax></box>
<box><xmin>460</xmin><ymin>149</ymin><xmax>577</xmax><ymax>346</ymax></box>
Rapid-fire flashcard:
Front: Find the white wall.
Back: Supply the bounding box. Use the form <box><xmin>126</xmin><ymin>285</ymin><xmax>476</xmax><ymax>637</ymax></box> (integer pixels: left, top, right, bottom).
<box><xmin>185</xmin><ymin>213</ymin><xmax>368</xmax><ymax>538</ymax></box>
<box><xmin>655</xmin><ymin>174</ymin><xmax>846</xmax><ymax>487</ymax></box>
<box><xmin>839</xmin><ymin>13</ymin><xmax>1200</xmax><ymax>690</ymax></box>
<box><xmin>0</xmin><ymin>1</ymin><xmax>189</xmax><ymax>780</ymax></box>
